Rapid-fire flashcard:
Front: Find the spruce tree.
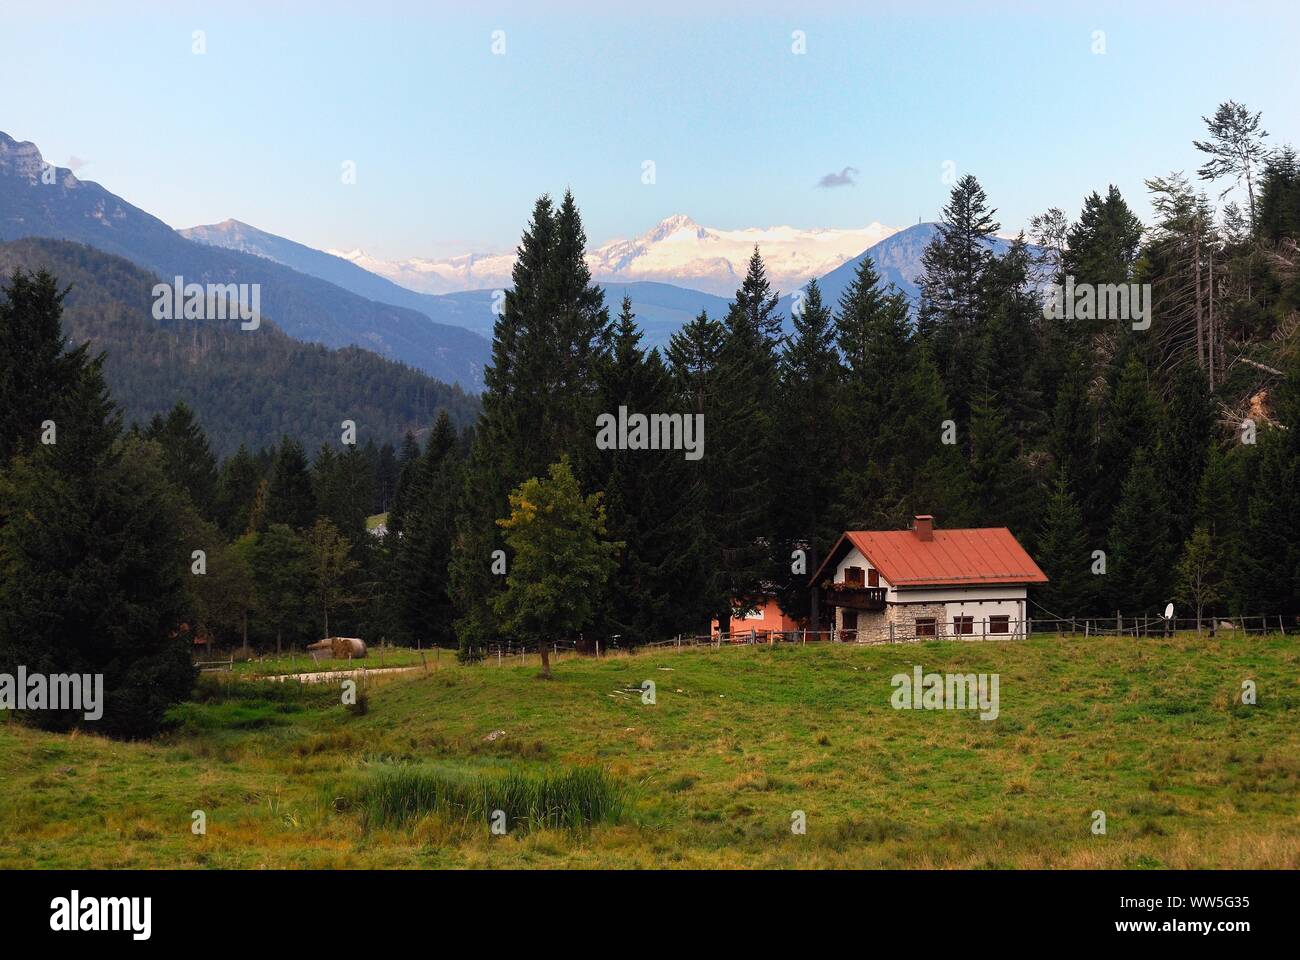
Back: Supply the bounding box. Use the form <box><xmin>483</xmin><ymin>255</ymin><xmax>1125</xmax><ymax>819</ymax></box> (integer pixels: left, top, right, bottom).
<box><xmin>1090</xmin><ymin>354</ymin><xmax>1161</xmax><ymax>537</ymax></box>
<box><xmin>835</xmin><ymin>253</ymin><xmax>913</xmax><ymax>504</ymax></box>
<box><xmin>773</xmin><ymin>279</ymin><xmax>843</xmax><ymax>624</ymax></box>
<box><xmin>214</xmin><ymin>444</ymin><xmax>262</xmax><ymax>538</ymax></box>
<box><xmin>666</xmin><ymin>310</ymin><xmax>725</xmax><ymax>632</ymax></box>
<box><xmin>918</xmin><ymin>174</ymin><xmax>1000</xmax><ymax>427</ymax></box>
<box><xmin>0</xmin><ymin>269</ymin><xmax>81</xmax><ymax>465</ymax></box>
<box><xmin>249</xmin><ymin>523</ymin><xmax>312</xmax><ymax>652</ymax></box>
<box><xmin>393</xmin><ymin>411</ymin><xmax>461</xmax><ymax>647</ymax></box>
<box><xmin>1106</xmin><ymin>448</ymin><xmax>1176</xmax><ymax>615</ymax></box>
<box><xmin>967</xmin><ymin>390</ymin><xmax>1040</xmax><ymax>541</ymax></box>
<box><xmin>388</xmin><ymin>430</ymin><xmax>422</xmax><ymax>536</ymax></box>
<box><xmin>1156</xmin><ymin>363</ymin><xmax>1215</xmax><ymax>548</ymax></box>
<box><xmin>264</xmin><ymin>437</ymin><xmax>316</xmax><ymax>530</ymax></box>
<box><xmin>667</xmin><ymin>310</ymin><xmax>725</xmax><ymax>395</ymax></box>
<box><xmin>974</xmin><ymin>235</ymin><xmax>1042</xmax><ymax>439</ymax></box>
<box><xmin>590</xmin><ymin>297</ymin><xmax>712</xmax><ymax>644</ymax></box>
<box><xmin>144</xmin><ymin>402</ymin><xmax>219</xmax><ymax>517</ymax></box>
<box><xmin>1241</xmin><ymin>427</ymin><xmax>1300</xmax><ymax>619</ymax></box>
<box><xmin>708</xmin><ymin>248</ymin><xmax>782</xmax><ymax>632</ymax></box>
<box><xmin>0</xmin><ymin>284</ymin><xmax>195</xmax><ymax>737</ymax></box>
<box><xmin>1049</xmin><ymin>351</ymin><xmax>1098</xmax><ymax>511</ymax></box>
<box><xmin>374</xmin><ymin>441</ymin><xmax>399</xmax><ymax>514</ymax></box>
<box><xmin>1062</xmin><ymin>186</ymin><xmax>1145</xmax><ymax>289</ymax></box>
<box><xmin>1035</xmin><ymin>474</ymin><xmax>1098</xmax><ymax>616</ymax></box>
<box><xmin>315</xmin><ymin>444</ymin><xmax>375</xmax><ymax>547</ymax></box>
<box><xmin>451</xmin><ymin>192</ymin><xmax>609</xmax><ymax>654</ymax></box>
<box><xmin>893</xmin><ymin>346</ymin><xmax>973</xmax><ymax>527</ymax></box>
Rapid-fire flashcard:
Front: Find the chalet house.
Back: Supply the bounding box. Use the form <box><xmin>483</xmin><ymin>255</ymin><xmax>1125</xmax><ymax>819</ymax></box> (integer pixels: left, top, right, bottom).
<box><xmin>810</xmin><ymin>515</ymin><xmax>1048</xmax><ymax>642</ymax></box>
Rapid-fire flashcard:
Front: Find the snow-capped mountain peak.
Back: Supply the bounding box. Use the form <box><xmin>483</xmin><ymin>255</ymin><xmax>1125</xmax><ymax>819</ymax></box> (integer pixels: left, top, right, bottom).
<box><xmin>325</xmin><ymin>214</ymin><xmax>903</xmax><ymax>298</ymax></box>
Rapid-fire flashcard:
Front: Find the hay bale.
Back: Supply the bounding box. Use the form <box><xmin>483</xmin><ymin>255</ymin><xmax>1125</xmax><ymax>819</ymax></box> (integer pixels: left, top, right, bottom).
<box><xmin>331</xmin><ymin>637</ymin><xmax>367</xmax><ymax>659</ymax></box>
<box><xmin>308</xmin><ymin>637</ymin><xmax>367</xmax><ymax>659</ymax></box>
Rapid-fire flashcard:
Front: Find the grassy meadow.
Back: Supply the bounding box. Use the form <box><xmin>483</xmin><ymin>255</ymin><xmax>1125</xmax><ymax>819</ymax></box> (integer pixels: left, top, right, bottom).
<box><xmin>1</xmin><ymin>632</ymin><xmax>1297</xmax><ymax>869</ymax></box>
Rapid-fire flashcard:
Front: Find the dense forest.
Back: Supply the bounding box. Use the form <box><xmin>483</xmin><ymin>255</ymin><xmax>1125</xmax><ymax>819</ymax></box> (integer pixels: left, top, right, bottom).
<box><xmin>0</xmin><ymin>238</ymin><xmax>481</xmax><ymax>457</ymax></box>
<box><xmin>2</xmin><ymin>102</ymin><xmax>1298</xmax><ymax>736</ymax></box>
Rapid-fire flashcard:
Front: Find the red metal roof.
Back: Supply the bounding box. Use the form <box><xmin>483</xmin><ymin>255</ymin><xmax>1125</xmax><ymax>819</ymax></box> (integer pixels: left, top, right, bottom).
<box><xmin>827</xmin><ymin>527</ymin><xmax>1048</xmax><ymax>588</ymax></box>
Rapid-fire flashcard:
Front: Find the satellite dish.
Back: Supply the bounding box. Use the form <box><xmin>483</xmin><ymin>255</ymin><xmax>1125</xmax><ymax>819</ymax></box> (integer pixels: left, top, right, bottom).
<box><xmin>1163</xmin><ymin>602</ymin><xmax>1174</xmax><ymax>620</ymax></box>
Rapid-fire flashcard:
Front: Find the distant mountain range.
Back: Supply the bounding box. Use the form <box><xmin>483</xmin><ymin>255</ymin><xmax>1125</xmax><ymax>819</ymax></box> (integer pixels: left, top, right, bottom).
<box><xmin>181</xmin><ymin>214</ymin><xmax>1002</xmax><ymax>349</ymax></box>
<box><xmin>183</xmin><ymin>214</ymin><xmax>1022</xmax><ymax>348</ymax></box>
<box><xmin>325</xmin><ymin>214</ymin><xmax>901</xmax><ymax>299</ymax></box>
<box><xmin>182</xmin><ymin>218</ymin><xmax>734</xmax><ymax>346</ymax></box>
<box><xmin>3</xmin><ymin>127</ymin><xmax>1030</xmax><ymax>383</ymax></box>
<box><xmin>0</xmin><ymin>131</ymin><xmax>490</xmax><ymax>390</ymax></box>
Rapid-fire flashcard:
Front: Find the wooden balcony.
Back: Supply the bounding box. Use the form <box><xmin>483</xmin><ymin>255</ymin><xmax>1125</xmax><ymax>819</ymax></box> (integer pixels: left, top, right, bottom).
<box><xmin>819</xmin><ymin>584</ymin><xmax>886</xmax><ymax>611</ymax></box>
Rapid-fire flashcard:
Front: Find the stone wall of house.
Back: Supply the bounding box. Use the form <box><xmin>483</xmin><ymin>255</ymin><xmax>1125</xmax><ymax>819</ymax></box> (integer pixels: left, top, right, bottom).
<box><xmin>854</xmin><ymin>610</ymin><xmax>891</xmax><ymax>644</ymax></box>
<box><xmin>877</xmin><ymin>602</ymin><xmax>949</xmax><ymax>641</ymax></box>
<box><xmin>837</xmin><ymin>602</ymin><xmax>950</xmax><ymax>643</ymax></box>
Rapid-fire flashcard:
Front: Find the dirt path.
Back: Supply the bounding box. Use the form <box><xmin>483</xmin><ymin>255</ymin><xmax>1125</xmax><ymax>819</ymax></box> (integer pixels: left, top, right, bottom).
<box><xmin>256</xmin><ymin>665</ymin><xmax>422</xmax><ymax>684</ymax></box>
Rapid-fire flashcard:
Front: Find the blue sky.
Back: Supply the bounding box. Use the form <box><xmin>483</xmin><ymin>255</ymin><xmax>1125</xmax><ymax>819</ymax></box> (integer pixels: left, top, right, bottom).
<box><xmin>5</xmin><ymin>0</ymin><xmax>1298</xmax><ymax>260</ymax></box>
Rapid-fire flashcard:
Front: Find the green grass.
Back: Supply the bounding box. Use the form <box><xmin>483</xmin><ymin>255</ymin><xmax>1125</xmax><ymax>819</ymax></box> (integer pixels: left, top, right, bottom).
<box><xmin>1</xmin><ymin>632</ymin><xmax>1297</xmax><ymax>868</ymax></box>
<box><xmin>223</xmin><ymin>645</ymin><xmax>435</xmax><ymax>677</ymax></box>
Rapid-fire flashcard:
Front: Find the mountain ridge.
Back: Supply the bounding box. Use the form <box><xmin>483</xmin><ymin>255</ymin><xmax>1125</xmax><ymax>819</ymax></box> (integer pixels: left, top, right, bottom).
<box><xmin>0</xmin><ymin>130</ymin><xmax>490</xmax><ymax>391</ymax></box>
<box><xmin>0</xmin><ymin>237</ymin><xmax>479</xmax><ymax>458</ymax></box>
<box><xmin>320</xmin><ymin>213</ymin><xmax>902</xmax><ymax>299</ymax></box>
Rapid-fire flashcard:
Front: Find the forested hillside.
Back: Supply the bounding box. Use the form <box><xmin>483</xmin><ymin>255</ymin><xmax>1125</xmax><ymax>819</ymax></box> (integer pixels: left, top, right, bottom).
<box><xmin>3</xmin><ymin>102</ymin><xmax>1298</xmax><ymax>739</ymax></box>
<box><xmin>0</xmin><ymin>238</ymin><xmax>479</xmax><ymax>457</ymax></box>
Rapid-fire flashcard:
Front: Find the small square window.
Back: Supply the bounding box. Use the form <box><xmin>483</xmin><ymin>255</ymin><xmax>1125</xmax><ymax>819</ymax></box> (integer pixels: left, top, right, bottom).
<box><xmin>915</xmin><ymin>617</ymin><xmax>937</xmax><ymax>637</ymax></box>
<box><xmin>845</xmin><ymin>566</ymin><xmax>865</xmax><ymax>586</ymax></box>
<box><xmin>953</xmin><ymin>615</ymin><xmax>973</xmax><ymax>635</ymax></box>
<box><xmin>989</xmin><ymin>615</ymin><xmax>1010</xmax><ymax>634</ymax></box>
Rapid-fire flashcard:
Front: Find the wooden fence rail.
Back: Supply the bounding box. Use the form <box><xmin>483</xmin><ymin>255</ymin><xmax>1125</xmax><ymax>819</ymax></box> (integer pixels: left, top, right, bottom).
<box><xmin>198</xmin><ymin>614</ymin><xmax>1291</xmax><ymax>672</ymax></box>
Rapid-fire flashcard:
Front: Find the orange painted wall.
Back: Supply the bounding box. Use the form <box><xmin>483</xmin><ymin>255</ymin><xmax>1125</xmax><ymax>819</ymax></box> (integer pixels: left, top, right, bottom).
<box><xmin>710</xmin><ymin>597</ymin><xmax>803</xmax><ymax>638</ymax></box>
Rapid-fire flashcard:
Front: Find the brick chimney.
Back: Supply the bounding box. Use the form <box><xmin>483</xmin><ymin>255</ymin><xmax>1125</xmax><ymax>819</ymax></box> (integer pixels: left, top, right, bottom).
<box><xmin>913</xmin><ymin>515</ymin><xmax>934</xmax><ymax>541</ymax></box>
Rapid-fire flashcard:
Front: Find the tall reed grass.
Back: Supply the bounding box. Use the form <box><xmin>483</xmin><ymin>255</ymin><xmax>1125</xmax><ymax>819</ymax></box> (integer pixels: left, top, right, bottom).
<box><xmin>355</xmin><ymin>765</ymin><xmax>622</xmax><ymax>832</ymax></box>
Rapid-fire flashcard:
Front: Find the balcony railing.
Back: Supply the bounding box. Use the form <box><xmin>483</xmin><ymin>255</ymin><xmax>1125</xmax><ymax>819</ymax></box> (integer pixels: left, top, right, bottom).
<box><xmin>819</xmin><ymin>583</ymin><xmax>886</xmax><ymax>610</ymax></box>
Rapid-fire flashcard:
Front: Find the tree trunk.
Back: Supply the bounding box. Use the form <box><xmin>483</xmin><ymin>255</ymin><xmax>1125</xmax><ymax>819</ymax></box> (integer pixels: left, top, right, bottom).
<box><xmin>1194</xmin><ymin>231</ymin><xmax>1205</xmax><ymax>369</ymax></box>
<box><xmin>276</xmin><ymin>628</ymin><xmax>282</xmax><ymax>655</ymax></box>
<box><xmin>808</xmin><ymin>544</ymin><xmax>821</xmax><ymax>632</ymax></box>
<box><xmin>1207</xmin><ymin>254</ymin><xmax>1216</xmax><ymax>389</ymax></box>
<box><xmin>538</xmin><ymin>641</ymin><xmax>551</xmax><ymax>679</ymax></box>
